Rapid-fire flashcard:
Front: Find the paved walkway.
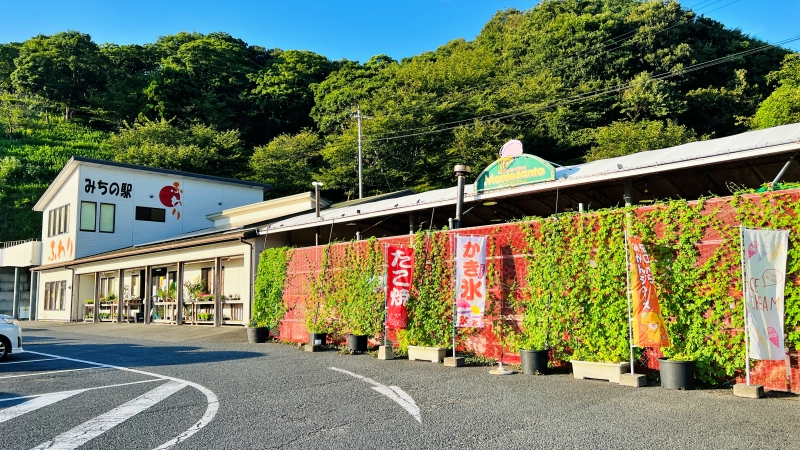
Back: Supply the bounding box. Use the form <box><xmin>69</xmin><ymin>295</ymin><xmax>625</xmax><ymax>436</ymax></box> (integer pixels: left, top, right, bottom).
<box><xmin>21</xmin><ymin>321</ymin><xmax>248</xmax><ymax>343</ymax></box>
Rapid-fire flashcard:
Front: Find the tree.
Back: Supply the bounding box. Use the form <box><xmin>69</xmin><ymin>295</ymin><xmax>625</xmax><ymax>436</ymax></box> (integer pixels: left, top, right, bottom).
<box><xmin>107</xmin><ymin>118</ymin><xmax>245</xmax><ymax>178</ymax></box>
<box><xmin>143</xmin><ymin>32</ymin><xmax>269</xmax><ymax>139</ymax></box>
<box><xmin>751</xmin><ymin>53</ymin><xmax>800</xmax><ymax>129</ymax></box>
<box><xmin>249</xmin><ymin>50</ymin><xmax>333</xmax><ymax>141</ymax></box>
<box><xmin>11</xmin><ymin>31</ymin><xmax>106</xmax><ymax>121</ymax></box>
<box><xmin>96</xmin><ymin>44</ymin><xmax>157</xmax><ymax>128</ymax></box>
<box><xmin>0</xmin><ymin>43</ymin><xmax>21</xmax><ymax>92</ymax></box>
<box><xmin>311</xmin><ymin>55</ymin><xmax>395</xmax><ymax>134</ymax></box>
<box><xmin>584</xmin><ymin>119</ymin><xmax>698</xmax><ymax>162</ymax></box>
<box><xmin>250</xmin><ymin>129</ymin><xmax>323</xmax><ymax>199</ymax></box>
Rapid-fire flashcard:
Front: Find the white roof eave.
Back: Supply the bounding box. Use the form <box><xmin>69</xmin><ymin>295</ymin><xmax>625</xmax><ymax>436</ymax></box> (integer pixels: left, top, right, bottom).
<box><xmin>264</xmin><ymin>123</ymin><xmax>800</xmax><ymax>234</ymax></box>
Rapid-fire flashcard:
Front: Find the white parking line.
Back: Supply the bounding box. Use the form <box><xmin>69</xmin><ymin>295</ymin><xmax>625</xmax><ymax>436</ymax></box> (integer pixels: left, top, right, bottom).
<box><xmin>31</xmin><ymin>381</ymin><xmax>187</xmax><ymax>450</ymax></box>
<box><xmin>0</xmin><ymin>379</ymin><xmax>162</xmax><ymax>403</ymax></box>
<box><xmin>0</xmin><ymin>367</ymin><xmax>98</xmax><ymax>380</ymax></box>
<box><xmin>0</xmin><ymin>390</ymin><xmax>85</xmax><ymax>424</ymax></box>
<box><xmin>26</xmin><ymin>350</ymin><xmax>219</xmax><ymax>450</ymax></box>
<box><xmin>330</xmin><ymin>367</ymin><xmax>421</xmax><ymax>423</ymax></box>
<box><xmin>0</xmin><ymin>358</ymin><xmax>58</xmax><ymax>365</ymax></box>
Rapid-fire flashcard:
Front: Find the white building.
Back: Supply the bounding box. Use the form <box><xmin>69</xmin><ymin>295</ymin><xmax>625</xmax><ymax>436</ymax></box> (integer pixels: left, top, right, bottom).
<box><xmin>30</xmin><ymin>157</ymin><xmax>324</xmax><ymax>326</ymax></box>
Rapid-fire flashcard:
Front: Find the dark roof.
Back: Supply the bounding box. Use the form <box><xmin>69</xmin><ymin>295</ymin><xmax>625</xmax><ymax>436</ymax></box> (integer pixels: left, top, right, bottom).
<box><xmin>329</xmin><ymin>190</ymin><xmax>415</xmax><ymax>209</ymax></box>
<box><xmin>72</xmin><ymin>156</ymin><xmax>272</xmax><ymax>190</ymax></box>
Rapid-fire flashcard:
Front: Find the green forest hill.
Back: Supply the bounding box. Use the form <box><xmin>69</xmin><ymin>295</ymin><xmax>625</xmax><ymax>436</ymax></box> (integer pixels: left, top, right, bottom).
<box><xmin>1</xmin><ymin>0</ymin><xmax>799</xmax><ymax>242</ymax></box>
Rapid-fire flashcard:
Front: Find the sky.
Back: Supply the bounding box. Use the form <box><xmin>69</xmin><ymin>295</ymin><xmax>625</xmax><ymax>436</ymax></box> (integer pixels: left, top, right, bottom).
<box><xmin>0</xmin><ymin>0</ymin><xmax>797</xmax><ymax>62</ymax></box>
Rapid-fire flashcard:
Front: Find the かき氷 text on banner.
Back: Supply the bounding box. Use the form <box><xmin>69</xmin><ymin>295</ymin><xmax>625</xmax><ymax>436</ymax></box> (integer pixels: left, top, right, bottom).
<box><xmin>455</xmin><ymin>235</ymin><xmax>487</xmax><ymax>328</ymax></box>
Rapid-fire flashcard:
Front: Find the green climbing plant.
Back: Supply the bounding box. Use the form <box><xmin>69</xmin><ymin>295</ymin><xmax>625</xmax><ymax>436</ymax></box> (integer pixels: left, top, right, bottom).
<box><xmin>333</xmin><ymin>237</ymin><xmax>384</xmax><ymax>336</ymax></box>
<box><xmin>252</xmin><ymin>247</ymin><xmax>292</xmax><ymax>328</ymax></box>
<box><xmin>397</xmin><ymin>229</ymin><xmax>453</xmax><ymax>350</ymax></box>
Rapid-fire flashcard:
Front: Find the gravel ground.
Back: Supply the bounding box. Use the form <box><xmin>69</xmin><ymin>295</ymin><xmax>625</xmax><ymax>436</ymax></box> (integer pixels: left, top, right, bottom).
<box><xmin>4</xmin><ymin>322</ymin><xmax>799</xmax><ymax>450</ymax></box>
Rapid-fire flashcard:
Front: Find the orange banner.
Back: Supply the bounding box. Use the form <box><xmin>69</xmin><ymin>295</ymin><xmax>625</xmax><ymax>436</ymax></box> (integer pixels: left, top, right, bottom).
<box><xmin>628</xmin><ymin>236</ymin><xmax>670</xmax><ymax>348</ymax></box>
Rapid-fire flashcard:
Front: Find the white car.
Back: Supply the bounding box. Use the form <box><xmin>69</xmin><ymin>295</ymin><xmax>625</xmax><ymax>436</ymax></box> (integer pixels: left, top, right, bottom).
<box><xmin>0</xmin><ymin>314</ymin><xmax>23</xmax><ymax>358</ymax></box>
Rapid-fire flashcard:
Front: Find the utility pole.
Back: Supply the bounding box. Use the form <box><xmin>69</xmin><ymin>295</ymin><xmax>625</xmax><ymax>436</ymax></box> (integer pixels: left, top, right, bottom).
<box><xmin>356</xmin><ymin>104</ymin><xmax>363</xmax><ymax>199</ymax></box>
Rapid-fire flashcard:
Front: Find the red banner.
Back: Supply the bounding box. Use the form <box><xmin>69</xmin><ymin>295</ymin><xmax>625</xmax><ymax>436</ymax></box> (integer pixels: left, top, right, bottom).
<box><xmin>386</xmin><ymin>245</ymin><xmax>414</xmax><ymax>329</ymax></box>
<box><xmin>628</xmin><ymin>236</ymin><xmax>670</xmax><ymax>348</ymax></box>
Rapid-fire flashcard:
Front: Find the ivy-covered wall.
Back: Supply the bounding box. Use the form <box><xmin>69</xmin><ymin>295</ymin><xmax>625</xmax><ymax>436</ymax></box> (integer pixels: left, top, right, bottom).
<box><xmin>274</xmin><ymin>189</ymin><xmax>800</xmax><ymax>391</ymax></box>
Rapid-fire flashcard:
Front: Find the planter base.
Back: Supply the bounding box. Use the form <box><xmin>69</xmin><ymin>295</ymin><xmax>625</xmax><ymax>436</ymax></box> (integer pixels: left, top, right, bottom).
<box><xmin>733</xmin><ymin>384</ymin><xmax>764</xmax><ymax>399</ymax></box>
<box><xmin>620</xmin><ymin>373</ymin><xmax>647</xmax><ymax>387</ymax></box>
<box><xmin>444</xmin><ymin>357</ymin><xmax>464</xmax><ymax>367</ymax></box>
<box><xmin>571</xmin><ymin>360</ymin><xmax>630</xmax><ymax>383</ymax></box>
<box><xmin>408</xmin><ymin>346</ymin><xmax>446</xmax><ymax>363</ymax></box>
<box><xmin>378</xmin><ymin>346</ymin><xmax>393</xmax><ymax>360</ymax></box>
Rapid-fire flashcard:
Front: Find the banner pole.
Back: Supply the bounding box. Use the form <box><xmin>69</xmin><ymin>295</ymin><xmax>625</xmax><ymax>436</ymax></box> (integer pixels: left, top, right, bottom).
<box><xmin>739</xmin><ymin>225</ymin><xmax>751</xmax><ymax>385</ymax></box>
<box><xmin>452</xmin><ymin>233</ymin><xmax>457</xmax><ymax>357</ymax></box>
<box><xmin>624</xmin><ymin>230</ymin><xmax>634</xmax><ymax>375</ymax></box>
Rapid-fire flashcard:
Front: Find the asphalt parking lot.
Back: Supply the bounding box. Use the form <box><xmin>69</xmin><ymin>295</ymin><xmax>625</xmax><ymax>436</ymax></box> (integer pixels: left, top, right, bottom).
<box><xmin>3</xmin><ymin>322</ymin><xmax>800</xmax><ymax>450</ymax></box>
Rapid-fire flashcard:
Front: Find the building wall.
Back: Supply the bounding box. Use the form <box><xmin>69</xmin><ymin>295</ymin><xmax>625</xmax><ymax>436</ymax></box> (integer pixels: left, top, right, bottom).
<box><xmin>41</xmin><ymin>171</ymin><xmax>80</xmax><ymax>265</ymax></box>
<box><xmin>37</xmin><ymin>268</ymin><xmax>74</xmax><ymax>322</ymax></box>
<box><xmin>75</xmin><ymin>165</ymin><xmax>263</xmax><ymax>258</ymax></box>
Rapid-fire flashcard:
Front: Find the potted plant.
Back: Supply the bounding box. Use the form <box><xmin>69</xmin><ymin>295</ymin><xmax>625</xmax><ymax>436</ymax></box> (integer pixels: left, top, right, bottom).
<box><xmin>658</xmin><ymin>351</ymin><xmax>696</xmax><ymax>390</ymax></box>
<box><xmin>106</xmin><ymin>293</ymin><xmax>117</xmax><ymax>303</ymax></box>
<box><xmin>250</xmin><ymin>247</ymin><xmax>291</xmax><ymax>343</ymax></box>
<box><xmin>398</xmin><ymin>230</ymin><xmax>451</xmax><ymax>363</ymax></box>
<box><xmin>304</xmin><ymin>245</ymin><xmax>334</xmax><ymax>348</ymax></box>
<box><xmin>509</xmin><ymin>285</ymin><xmax>550</xmax><ymax>375</ymax></box>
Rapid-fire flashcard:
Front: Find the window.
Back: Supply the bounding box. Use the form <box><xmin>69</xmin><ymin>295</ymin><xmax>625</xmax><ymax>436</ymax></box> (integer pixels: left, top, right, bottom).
<box><xmin>135</xmin><ymin>206</ymin><xmax>166</xmax><ymax>222</ymax></box>
<box><xmin>201</xmin><ymin>267</ymin><xmax>214</xmax><ymax>294</ymax></box>
<box><xmin>44</xmin><ymin>281</ymin><xmax>67</xmax><ymax>310</ymax></box>
<box><xmin>99</xmin><ymin>203</ymin><xmax>115</xmax><ymax>233</ymax></box>
<box><xmin>100</xmin><ymin>276</ymin><xmax>116</xmax><ymax>300</ymax></box>
<box><xmin>47</xmin><ymin>204</ymin><xmax>70</xmax><ymax>237</ymax></box>
<box><xmin>80</xmin><ymin>201</ymin><xmax>96</xmax><ymax>232</ymax></box>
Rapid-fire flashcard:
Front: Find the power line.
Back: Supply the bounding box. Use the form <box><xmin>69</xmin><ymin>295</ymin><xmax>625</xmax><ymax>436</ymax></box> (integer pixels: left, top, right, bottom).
<box><xmin>361</xmin><ymin>0</ymin><xmax>748</xmax><ymax>139</ymax></box>
<box><xmin>360</xmin><ymin>34</ymin><xmax>800</xmax><ymax>144</ymax></box>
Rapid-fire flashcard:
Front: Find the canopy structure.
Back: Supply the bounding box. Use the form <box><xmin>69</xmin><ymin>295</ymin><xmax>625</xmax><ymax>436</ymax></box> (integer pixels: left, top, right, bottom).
<box><xmin>264</xmin><ymin>123</ymin><xmax>800</xmax><ymax>246</ymax></box>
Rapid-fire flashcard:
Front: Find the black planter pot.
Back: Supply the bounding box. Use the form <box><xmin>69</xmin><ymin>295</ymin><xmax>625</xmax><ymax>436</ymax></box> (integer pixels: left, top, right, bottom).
<box><xmin>309</xmin><ymin>332</ymin><xmax>328</xmax><ymax>346</ymax></box>
<box><xmin>659</xmin><ymin>358</ymin><xmax>696</xmax><ymax>390</ymax></box>
<box><xmin>346</xmin><ymin>334</ymin><xmax>368</xmax><ymax>353</ymax></box>
<box><xmin>520</xmin><ymin>349</ymin><xmax>549</xmax><ymax>375</ymax></box>
<box><xmin>247</xmin><ymin>327</ymin><xmax>269</xmax><ymax>344</ymax></box>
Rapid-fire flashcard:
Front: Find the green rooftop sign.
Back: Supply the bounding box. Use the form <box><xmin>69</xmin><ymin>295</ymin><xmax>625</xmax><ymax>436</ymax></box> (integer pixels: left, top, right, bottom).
<box><xmin>474</xmin><ymin>154</ymin><xmax>556</xmax><ymax>193</ymax></box>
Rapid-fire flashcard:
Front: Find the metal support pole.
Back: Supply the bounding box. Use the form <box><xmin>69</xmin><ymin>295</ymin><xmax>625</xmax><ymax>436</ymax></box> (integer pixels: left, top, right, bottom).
<box><xmin>623</xmin><ymin>179</ymin><xmax>633</xmax><ymax>207</ymax></box>
<box><xmin>624</xmin><ymin>230</ymin><xmax>634</xmax><ymax>375</ymax></box>
<box><xmin>12</xmin><ymin>267</ymin><xmax>20</xmax><ymax>319</ymax></box>
<box><xmin>93</xmin><ymin>272</ymin><xmax>100</xmax><ymax>323</ymax></box>
<box><xmin>453</xmin><ymin>164</ymin><xmax>469</xmax><ymax>229</ymax></box>
<box><xmin>739</xmin><ymin>225</ymin><xmax>751</xmax><ymax>385</ymax></box>
<box><xmin>771</xmin><ymin>151</ymin><xmax>799</xmax><ymax>188</ymax></box>
<box><xmin>144</xmin><ymin>266</ymin><xmax>151</xmax><ymax>325</ymax></box>
<box><xmin>117</xmin><ymin>270</ymin><xmax>124</xmax><ymax>323</ymax></box>
<box><xmin>176</xmin><ymin>262</ymin><xmax>184</xmax><ymax>325</ymax></box>
<box><xmin>409</xmin><ymin>213</ymin><xmax>415</xmax><ymax>235</ymax></box>
<box><xmin>214</xmin><ymin>257</ymin><xmax>222</xmax><ymax>327</ymax></box>
<box><xmin>30</xmin><ymin>270</ymin><xmax>38</xmax><ymax>321</ymax></box>
<box><xmin>452</xmin><ymin>234</ymin><xmax>457</xmax><ymax>357</ymax></box>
